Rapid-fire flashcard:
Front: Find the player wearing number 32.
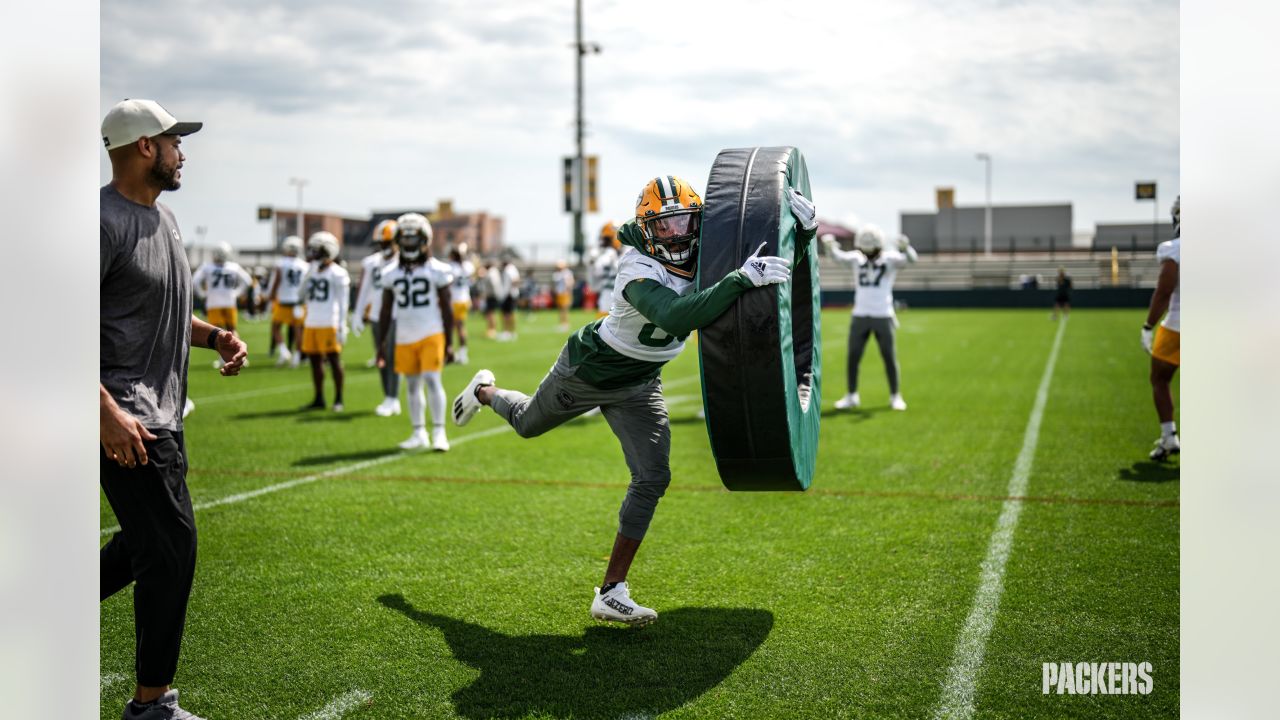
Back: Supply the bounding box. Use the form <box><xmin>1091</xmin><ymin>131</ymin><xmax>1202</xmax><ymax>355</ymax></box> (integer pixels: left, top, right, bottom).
<box><xmin>823</xmin><ymin>226</ymin><xmax>917</xmax><ymax>411</ymax></box>
<box><xmin>300</xmin><ymin>231</ymin><xmax>350</xmax><ymax>412</ymax></box>
<box><xmin>451</xmin><ymin>175</ymin><xmax>815</xmax><ymax>626</ymax></box>
<box><xmin>377</xmin><ymin>213</ymin><xmax>454</xmax><ymax>451</ymax></box>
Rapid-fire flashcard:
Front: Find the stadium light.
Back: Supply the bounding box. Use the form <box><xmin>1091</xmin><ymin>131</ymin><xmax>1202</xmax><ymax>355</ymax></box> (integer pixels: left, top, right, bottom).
<box><xmin>288</xmin><ymin>177</ymin><xmax>309</xmax><ymax>240</ymax></box>
<box><xmin>975</xmin><ymin>153</ymin><xmax>992</xmax><ymax>256</ymax></box>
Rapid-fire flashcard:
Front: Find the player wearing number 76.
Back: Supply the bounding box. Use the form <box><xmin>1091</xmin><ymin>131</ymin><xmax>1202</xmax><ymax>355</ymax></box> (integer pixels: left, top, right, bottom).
<box><xmin>376</xmin><ymin>213</ymin><xmax>455</xmax><ymax>451</ymax></box>
<box><xmin>450</xmin><ymin>176</ymin><xmax>816</xmax><ymax>626</ymax></box>
<box><xmin>823</xmin><ymin>226</ymin><xmax>917</xmax><ymax>411</ymax></box>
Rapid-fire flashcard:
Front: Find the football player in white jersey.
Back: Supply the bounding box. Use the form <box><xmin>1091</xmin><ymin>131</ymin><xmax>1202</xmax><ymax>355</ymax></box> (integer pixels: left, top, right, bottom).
<box><xmin>552</xmin><ymin>259</ymin><xmax>575</xmax><ymax>331</ymax></box>
<box><xmin>1142</xmin><ymin>195</ymin><xmax>1181</xmax><ymax>461</ymax></box>
<box><xmin>299</xmin><ymin>232</ymin><xmax>350</xmax><ymax>411</ymax></box>
<box><xmin>823</xmin><ymin>226</ymin><xmax>917</xmax><ymax>411</ymax></box>
<box><xmin>497</xmin><ymin>259</ymin><xmax>520</xmax><ymax>341</ymax></box>
<box><xmin>451</xmin><ymin>175</ymin><xmax>814</xmax><ymax>625</ymax></box>
<box><xmin>590</xmin><ymin>221</ymin><xmax>622</xmax><ymax>318</ymax></box>
<box><xmin>353</xmin><ymin>219</ymin><xmax>402</xmax><ymax>415</ymax></box>
<box><xmin>267</xmin><ymin>235</ymin><xmax>309</xmax><ymax>367</ymax></box>
<box><xmin>447</xmin><ymin>246</ymin><xmax>475</xmax><ymax>364</ymax></box>
<box><xmin>191</xmin><ymin>242</ymin><xmax>255</xmax><ymax>369</ymax></box>
<box><xmin>375</xmin><ymin>213</ymin><xmax>454</xmax><ymax>450</ymax></box>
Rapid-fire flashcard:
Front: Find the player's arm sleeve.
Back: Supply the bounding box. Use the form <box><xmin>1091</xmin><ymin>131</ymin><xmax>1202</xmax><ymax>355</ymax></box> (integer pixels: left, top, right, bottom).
<box><xmin>338</xmin><ymin>271</ymin><xmax>351</xmax><ymax>321</ymax></box>
<box><xmin>903</xmin><ymin>245</ymin><xmax>918</xmax><ymax>263</ymax></box>
<box><xmin>353</xmin><ymin>263</ymin><xmax>373</xmax><ymax>313</ymax></box>
<box><xmin>827</xmin><ymin>244</ymin><xmax>861</xmax><ymax>264</ymax></box>
<box><xmin>623</xmin><ymin>271</ymin><xmax>754</xmax><ymax>337</ymax></box>
<box><xmin>617</xmin><ymin>220</ymin><xmax>645</xmax><ymax>251</ymax></box>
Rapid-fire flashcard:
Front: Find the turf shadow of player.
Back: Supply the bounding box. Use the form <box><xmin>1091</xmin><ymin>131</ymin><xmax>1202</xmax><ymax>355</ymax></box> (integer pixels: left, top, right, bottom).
<box><xmin>377</xmin><ymin>593</ymin><xmax>772</xmax><ymax>719</ymax></box>
<box><xmin>1117</xmin><ymin>460</ymin><xmax>1180</xmax><ymax>483</ymax></box>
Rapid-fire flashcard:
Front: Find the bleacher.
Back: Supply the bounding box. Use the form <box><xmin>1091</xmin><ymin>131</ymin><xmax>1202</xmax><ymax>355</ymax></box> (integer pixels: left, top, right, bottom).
<box><xmin>817</xmin><ymin>250</ymin><xmax>1165</xmax><ymax>291</ymax></box>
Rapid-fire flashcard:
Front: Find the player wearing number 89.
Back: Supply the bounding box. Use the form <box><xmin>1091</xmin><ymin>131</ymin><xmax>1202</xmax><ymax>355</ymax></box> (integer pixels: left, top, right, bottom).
<box><xmin>823</xmin><ymin>226</ymin><xmax>917</xmax><ymax>411</ymax></box>
<box><xmin>450</xmin><ymin>175</ymin><xmax>810</xmax><ymax>625</ymax></box>
<box><xmin>377</xmin><ymin>213</ymin><xmax>454</xmax><ymax>451</ymax></box>
<box><xmin>300</xmin><ymin>231</ymin><xmax>350</xmax><ymax>411</ymax></box>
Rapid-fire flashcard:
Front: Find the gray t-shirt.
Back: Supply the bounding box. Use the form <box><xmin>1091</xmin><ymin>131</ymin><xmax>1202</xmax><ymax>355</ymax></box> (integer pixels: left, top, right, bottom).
<box><xmin>100</xmin><ymin>184</ymin><xmax>192</xmax><ymax>431</ymax></box>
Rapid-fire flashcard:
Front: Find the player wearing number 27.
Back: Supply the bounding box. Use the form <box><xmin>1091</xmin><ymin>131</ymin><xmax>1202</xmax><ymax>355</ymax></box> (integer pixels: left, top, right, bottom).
<box><xmin>823</xmin><ymin>226</ymin><xmax>917</xmax><ymax>411</ymax></box>
<box><xmin>451</xmin><ymin>175</ymin><xmax>817</xmax><ymax>625</ymax></box>
<box><xmin>377</xmin><ymin>213</ymin><xmax>454</xmax><ymax>451</ymax></box>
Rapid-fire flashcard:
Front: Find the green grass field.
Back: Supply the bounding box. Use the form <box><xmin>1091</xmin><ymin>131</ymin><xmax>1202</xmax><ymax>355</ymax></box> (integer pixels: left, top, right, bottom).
<box><xmin>100</xmin><ymin>307</ymin><xmax>1178</xmax><ymax>719</ymax></box>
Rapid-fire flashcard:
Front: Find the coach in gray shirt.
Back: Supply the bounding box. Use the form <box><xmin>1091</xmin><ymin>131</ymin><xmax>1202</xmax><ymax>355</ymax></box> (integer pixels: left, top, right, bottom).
<box><xmin>99</xmin><ymin>99</ymin><xmax>246</xmax><ymax>720</ymax></box>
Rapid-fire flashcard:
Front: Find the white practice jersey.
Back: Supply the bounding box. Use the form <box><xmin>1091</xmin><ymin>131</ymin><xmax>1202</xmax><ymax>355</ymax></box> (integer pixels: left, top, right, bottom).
<box><xmin>357</xmin><ymin>252</ymin><xmax>396</xmax><ymax>317</ymax></box>
<box><xmin>830</xmin><ymin>247</ymin><xmax>911</xmax><ymax>317</ymax></box>
<box><xmin>591</xmin><ymin>247</ymin><xmax>621</xmax><ymax>292</ymax></box>
<box><xmin>553</xmin><ymin>268</ymin><xmax>574</xmax><ymax>294</ymax></box>
<box><xmin>598</xmin><ymin>251</ymin><xmax>694</xmax><ymax>362</ymax></box>
<box><xmin>1156</xmin><ymin>238</ymin><xmax>1180</xmax><ymax>332</ymax></box>
<box><xmin>302</xmin><ymin>262</ymin><xmax>351</xmax><ymax>329</ymax></box>
<box><xmin>192</xmin><ymin>261</ymin><xmax>253</xmax><ymax>310</ymax></box>
<box><xmin>449</xmin><ymin>260</ymin><xmax>474</xmax><ymax>301</ymax></box>
<box><xmin>272</xmin><ymin>256</ymin><xmax>309</xmax><ymax>304</ymax></box>
<box><xmin>498</xmin><ymin>264</ymin><xmax>520</xmax><ymax>300</ymax></box>
<box><xmin>381</xmin><ymin>258</ymin><xmax>454</xmax><ymax>344</ymax></box>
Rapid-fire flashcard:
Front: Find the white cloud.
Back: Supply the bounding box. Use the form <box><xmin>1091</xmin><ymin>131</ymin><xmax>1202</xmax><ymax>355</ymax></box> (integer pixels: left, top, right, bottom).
<box><xmin>101</xmin><ymin>0</ymin><xmax>1178</xmax><ymax>254</ymax></box>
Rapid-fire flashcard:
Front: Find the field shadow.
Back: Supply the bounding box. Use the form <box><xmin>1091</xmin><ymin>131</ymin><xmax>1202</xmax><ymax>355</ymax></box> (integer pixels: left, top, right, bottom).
<box><xmin>293</xmin><ymin>448</ymin><xmax>402</xmax><ymax>466</ymax></box>
<box><xmin>819</xmin><ymin>406</ymin><xmax>888</xmax><ymax>421</ymax></box>
<box><xmin>377</xmin><ymin>593</ymin><xmax>772</xmax><ymax>719</ymax></box>
<box><xmin>1118</xmin><ymin>460</ymin><xmax>1180</xmax><ymax>483</ymax></box>
<box><xmin>298</xmin><ymin>410</ymin><xmax>373</xmax><ymax>423</ymax></box>
<box><xmin>233</xmin><ymin>408</ymin><xmax>311</xmax><ymax>421</ymax></box>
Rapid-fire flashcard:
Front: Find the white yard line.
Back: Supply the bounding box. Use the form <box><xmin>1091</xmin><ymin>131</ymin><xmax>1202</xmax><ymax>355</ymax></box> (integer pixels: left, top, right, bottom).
<box><xmin>297</xmin><ymin>690</ymin><xmax>372</xmax><ymax>720</ymax></box>
<box><xmin>102</xmin><ymin>373</ymin><xmax>703</xmax><ymax>537</ymax></box>
<box><xmin>933</xmin><ymin>318</ymin><xmax>1067</xmax><ymax>720</ymax></box>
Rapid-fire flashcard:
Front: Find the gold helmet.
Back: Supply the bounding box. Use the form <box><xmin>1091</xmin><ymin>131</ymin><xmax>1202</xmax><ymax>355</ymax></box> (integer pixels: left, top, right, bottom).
<box><xmin>599</xmin><ymin>221</ymin><xmax>619</xmax><ymax>250</ymax></box>
<box><xmin>635</xmin><ymin>175</ymin><xmax>702</xmax><ymax>272</ymax></box>
<box><xmin>372</xmin><ymin>219</ymin><xmax>399</xmax><ymax>258</ymax></box>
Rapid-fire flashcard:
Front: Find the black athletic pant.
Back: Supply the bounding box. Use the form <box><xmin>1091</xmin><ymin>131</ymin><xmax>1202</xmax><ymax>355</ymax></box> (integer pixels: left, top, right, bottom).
<box><xmin>371</xmin><ymin>319</ymin><xmax>399</xmax><ymax>399</ymax></box>
<box><xmin>100</xmin><ymin>430</ymin><xmax>197</xmax><ymax>688</ymax></box>
<box><xmin>847</xmin><ymin>315</ymin><xmax>900</xmax><ymax>395</ymax></box>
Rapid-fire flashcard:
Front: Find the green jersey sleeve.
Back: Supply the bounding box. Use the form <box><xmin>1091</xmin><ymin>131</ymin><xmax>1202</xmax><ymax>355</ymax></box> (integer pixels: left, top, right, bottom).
<box><xmin>622</xmin><ymin>269</ymin><xmax>753</xmax><ymax>338</ymax></box>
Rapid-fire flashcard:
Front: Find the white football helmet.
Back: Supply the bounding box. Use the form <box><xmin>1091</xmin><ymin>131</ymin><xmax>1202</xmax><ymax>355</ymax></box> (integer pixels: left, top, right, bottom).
<box><xmin>855</xmin><ymin>224</ymin><xmax>885</xmax><ymax>255</ymax></box>
<box><xmin>212</xmin><ymin>241</ymin><xmax>232</xmax><ymax>263</ymax></box>
<box><xmin>308</xmin><ymin>231</ymin><xmax>340</xmax><ymax>262</ymax></box>
<box><xmin>396</xmin><ymin>212</ymin><xmax>432</xmax><ymax>261</ymax></box>
<box><xmin>281</xmin><ymin>235</ymin><xmax>304</xmax><ymax>257</ymax></box>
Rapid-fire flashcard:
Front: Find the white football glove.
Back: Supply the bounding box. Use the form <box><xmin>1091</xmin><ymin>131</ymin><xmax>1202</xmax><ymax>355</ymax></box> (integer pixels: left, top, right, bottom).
<box><xmin>740</xmin><ymin>241</ymin><xmax>791</xmax><ymax>287</ymax></box>
<box><xmin>337</xmin><ymin>325</ymin><xmax>349</xmax><ymax>346</ymax></box>
<box><xmin>293</xmin><ymin>305</ymin><xmax>305</xmax><ymax>321</ymax></box>
<box><xmin>1141</xmin><ymin>326</ymin><xmax>1154</xmax><ymax>354</ymax></box>
<box><xmin>896</xmin><ymin>235</ymin><xmax>911</xmax><ymax>252</ymax></box>
<box><xmin>351</xmin><ymin>313</ymin><xmax>365</xmax><ymax>337</ymax></box>
<box><xmin>785</xmin><ymin>187</ymin><xmax>818</xmax><ymax>231</ymax></box>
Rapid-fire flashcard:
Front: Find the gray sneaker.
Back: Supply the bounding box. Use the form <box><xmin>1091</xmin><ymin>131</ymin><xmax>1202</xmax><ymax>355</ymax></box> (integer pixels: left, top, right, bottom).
<box><xmin>122</xmin><ymin>690</ymin><xmax>205</xmax><ymax>720</ymax></box>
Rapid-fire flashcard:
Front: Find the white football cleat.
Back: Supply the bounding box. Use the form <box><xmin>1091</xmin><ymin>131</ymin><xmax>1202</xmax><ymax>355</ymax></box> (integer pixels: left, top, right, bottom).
<box><xmin>365</xmin><ymin>357</ymin><xmax>378</xmax><ymax>368</ymax></box>
<box><xmin>290</xmin><ymin>351</ymin><xmax>302</xmax><ymax>368</ymax></box>
<box><xmin>431</xmin><ymin>427</ymin><xmax>450</xmax><ymax>452</ymax></box>
<box><xmin>452</xmin><ymin>369</ymin><xmax>495</xmax><ymax>427</ymax></box>
<box><xmin>182</xmin><ymin>398</ymin><xmax>196</xmax><ymax>419</ymax></box>
<box><xmin>275</xmin><ymin>345</ymin><xmax>291</xmax><ymax>366</ymax></box>
<box><xmin>834</xmin><ymin>392</ymin><xmax>860</xmax><ymax>410</ymax></box>
<box><xmin>332</xmin><ymin>402</ymin><xmax>344</xmax><ymax>413</ymax></box>
<box><xmin>399</xmin><ymin>429</ymin><xmax>429</xmax><ymax>450</ymax></box>
<box><xmin>456</xmin><ymin>346</ymin><xmax>469</xmax><ymax>365</ymax></box>
<box><xmin>591</xmin><ymin>582</ymin><xmax>657</xmax><ymax>626</ymax></box>
<box><xmin>375</xmin><ymin>398</ymin><xmax>402</xmax><ymax>417</ymax></box>
<box><xmin>890</xmin><ymin>394</ymin><xmax>907</xmax><ymax>411</ymax></box>
<box><xmin>1149</xmin><ymin>435</ymin><xmax>1180</xmax><ymax>461</ymax></box>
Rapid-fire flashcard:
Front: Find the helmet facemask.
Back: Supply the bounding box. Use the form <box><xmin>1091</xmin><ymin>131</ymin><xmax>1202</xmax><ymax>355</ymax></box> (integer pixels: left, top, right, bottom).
<box><xmin>642</xmin><ymin>210</ymin><xmax>700</xmax><ymax>269</ymax></box>
<box><xmin>399</xmin><ymin>230</ymin><xmax>427</xmax><ymax>262</ymax></box>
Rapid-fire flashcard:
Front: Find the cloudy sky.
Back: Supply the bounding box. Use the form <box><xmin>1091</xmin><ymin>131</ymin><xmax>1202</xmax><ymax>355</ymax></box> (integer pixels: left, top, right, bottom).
<box><xmin>100</xmin><ymin>0</ymin><xmax>1179</xmax><ymax>257</ymax></box>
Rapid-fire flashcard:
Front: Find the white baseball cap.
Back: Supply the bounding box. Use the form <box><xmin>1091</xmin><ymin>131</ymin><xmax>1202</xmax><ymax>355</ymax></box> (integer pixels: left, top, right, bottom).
<box><xmin>101</xmin><ymin>99</ymin><xmax>202</xmax><ymax>151</ymax></box>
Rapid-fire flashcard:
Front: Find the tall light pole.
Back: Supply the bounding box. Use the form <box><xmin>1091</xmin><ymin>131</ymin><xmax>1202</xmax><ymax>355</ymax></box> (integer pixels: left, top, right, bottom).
<box><xmin>573</xmin><ymin>0</ymin><xmax>601</xmax><ymax>267</ymax></box>
<box><xmin>976</xmin><ymin>153</ymin><xmax>992</xmax><ymax>256</ymax></box>
<box><xmin>289</xmin><ymin>177</ymin><xmax>309</xmax><ymax>240</ymax></box>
